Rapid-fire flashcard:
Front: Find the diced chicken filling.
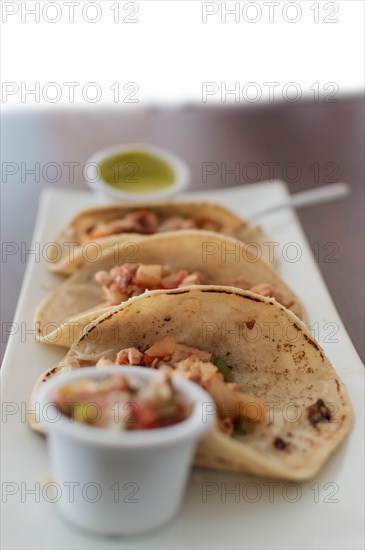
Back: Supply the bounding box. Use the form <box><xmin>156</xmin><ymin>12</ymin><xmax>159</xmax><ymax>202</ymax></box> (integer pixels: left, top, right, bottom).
<box><xmin>94</xmin><ymin>263</ymin><xmax>301</xmax><ymax>319</ymax></box>
<box><xmin>82</xmin><ymin>209</ymin><xmax>232</xmax><ymax>242</ymax></box>
<box><xmin>96</xmin><ymin>336</ymin><xmax>266</xmax><ymax>436</ymax></box>
<box><xmin>95</xmin><ymin>263</ymin><xmax>204</xmax><ymax>305</ymax></box>
<box><xmin>52</xmin><ymin>371</ymin><xmax>190</xmax><ymax>430</ymax></box>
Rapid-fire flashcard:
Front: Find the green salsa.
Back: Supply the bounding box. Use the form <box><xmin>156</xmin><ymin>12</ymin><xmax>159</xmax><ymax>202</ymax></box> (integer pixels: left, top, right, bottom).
<box><xmin>99</xmin><ymin>150</ymin><xmax>176</xmax><ymax>193</ymax></box>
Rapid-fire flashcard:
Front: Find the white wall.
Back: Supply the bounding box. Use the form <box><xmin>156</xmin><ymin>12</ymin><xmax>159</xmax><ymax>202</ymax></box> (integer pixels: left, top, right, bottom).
<box><xmin>1</xmin><ymin>0</ymin><xmax>364</xmax><ymax>107</ymax></box>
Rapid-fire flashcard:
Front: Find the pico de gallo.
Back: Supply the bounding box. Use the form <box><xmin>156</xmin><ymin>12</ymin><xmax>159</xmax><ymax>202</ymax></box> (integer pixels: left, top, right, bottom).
<box><xmin>52</xmin><ymin>371</ymin><xmax>191</xmax><ymax>430</ymax></box>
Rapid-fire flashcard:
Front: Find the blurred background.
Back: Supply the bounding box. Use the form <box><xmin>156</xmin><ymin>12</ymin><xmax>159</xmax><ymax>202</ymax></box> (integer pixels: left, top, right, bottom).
<box><xmin>1</xmin><ymin>1</ymin><xmax>364</xmax><ymax>360</ymax></box>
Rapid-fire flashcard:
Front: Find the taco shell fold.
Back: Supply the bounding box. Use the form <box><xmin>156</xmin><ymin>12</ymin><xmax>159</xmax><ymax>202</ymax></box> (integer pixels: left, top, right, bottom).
<box><xmin>35</xmin><ymin>230</ymin><xmax>307</xmax><ymax>348</ymax></box>
<box><xmin>46</xmin><ymin>201</ymin><xmax>271</xmax><ymax>274</ymax></box>
<box><xmin>31</xmin><ymin>286</ymin><xmax>353</xmax><ymax>481</ymax></box>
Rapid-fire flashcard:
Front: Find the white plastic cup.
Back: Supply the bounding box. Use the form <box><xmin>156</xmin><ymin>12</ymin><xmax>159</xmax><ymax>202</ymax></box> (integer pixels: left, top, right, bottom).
<box><xmin>36</xmin><ymin>366</ymin><xmax>215</xmax><ymax>536</ymax></box>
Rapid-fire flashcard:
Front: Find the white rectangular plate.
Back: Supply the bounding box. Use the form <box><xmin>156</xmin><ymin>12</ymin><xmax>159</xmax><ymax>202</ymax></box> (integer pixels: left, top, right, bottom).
<box><xmin>1</xmin><ymin>182</ymin><xmax>364</xmax><ymax>550</ymax></box>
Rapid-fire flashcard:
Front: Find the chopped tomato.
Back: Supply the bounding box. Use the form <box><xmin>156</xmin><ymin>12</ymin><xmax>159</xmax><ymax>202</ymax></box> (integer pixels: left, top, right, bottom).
<box><xmin>134</xmin><ymin>406</ymin><xmax>159</xmax><ymax>429</ymax></box>
<box><xmin>145</xmin><ymin>335</ymin><xmax>176</xmax><ymax>358</ymax></box>
<box><xmin>161</xmin><ymin>270</ymin><xmax>189</xmax><ymax>289</ymax></box>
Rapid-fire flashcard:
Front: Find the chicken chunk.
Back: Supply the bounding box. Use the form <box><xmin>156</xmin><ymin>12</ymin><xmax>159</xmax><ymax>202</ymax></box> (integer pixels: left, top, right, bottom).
<box><xmin>116</xmin><ymin>347</ymin><xmax>144</xmax><ymax>366</ymax></box>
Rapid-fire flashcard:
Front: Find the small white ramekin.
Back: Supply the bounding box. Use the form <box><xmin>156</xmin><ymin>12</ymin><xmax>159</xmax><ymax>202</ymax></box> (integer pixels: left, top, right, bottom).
<box><xmin>36</xmin><ymin>366</ymin><xmax>215</xmax><ymax>536</ymax></box>
<box><xmin>84</xmin><ymin>143</ymin><xmax>191</xmax><ymax>202</ymax></box>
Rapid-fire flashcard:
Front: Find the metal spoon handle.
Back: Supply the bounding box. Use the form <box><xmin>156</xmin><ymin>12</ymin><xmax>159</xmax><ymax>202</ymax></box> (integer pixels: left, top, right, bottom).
<box><xmin>247</xmin><ymin>182</ymin><xmax>350</xmax><ymax>222</ymax></box>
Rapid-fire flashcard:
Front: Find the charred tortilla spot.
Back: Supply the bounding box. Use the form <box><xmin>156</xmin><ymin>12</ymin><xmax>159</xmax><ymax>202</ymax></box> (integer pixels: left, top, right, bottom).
<box><xmin>245</xmin><ymin>319</ymin><xmax>256</xmax><ymax>330</ymax></box>
<box><xmin>202</xmin><ymin>288</ymin><xmax>263</xmax><ymax>303</ymax></box>
<box><xmin>274</xmin><ymin>437</ymin><xmax>288</xmax><ymax>450</ymax></box>
<box><xmin>303</xmin><ymin>333</ymin><xmax>320</xmax><ymax>351</ymax></box>
<box><xmin>293</xmin><ymin>350</ymin><xmax>305</xmax><ymax>364</ymax></box>
<box><xmin>80</xmin><ymin>309</ymin><xmax>120</xmax><ymax>341</ymax></box>
<box><xmin>164</xmin><ymin>317</ymin><xmax>171</xmax><ymax>322</ymax></box>
<box><xmin>335</xmin><ymin>379</ymin><xmax>340</xmax><ymax>393</ymax></box>
<box><xmin>43</xmin><ymin>367</ymin><xmax>58</xmax><ymax>382</ymax></box>
<box><xmin>307</xmin><ymin>399</ymin><xmax>332</xmax><ymax>426</ymax></box>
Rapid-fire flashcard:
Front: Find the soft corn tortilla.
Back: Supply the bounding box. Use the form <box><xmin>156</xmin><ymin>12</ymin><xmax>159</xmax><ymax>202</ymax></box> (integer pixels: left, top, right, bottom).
<box><xmin>31</xmin><ymin>286</ymin><xmax>352</xmax><ymax>481</ymax></box>
<box><xmin>35</xmin><ymin>230</ymin><xmax>307</xmax><ymax>348</ymax></box>
<box><xmin>46</xmin><ymin>201</ymin><xmax>271</xmax><ymax>275</ymax></box>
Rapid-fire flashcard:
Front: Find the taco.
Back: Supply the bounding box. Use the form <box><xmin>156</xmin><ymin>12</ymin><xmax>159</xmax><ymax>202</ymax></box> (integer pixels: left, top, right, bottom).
<box><xmin>35</xmin><ymin>230</ymin><xmax>307</xmax><ymax>347</ymax></box>
<box><xmin>31</xmin><ymin>286</ymin><xmax>352</xmax><ymax>480</ymax></box>
<box><xmin>46</xmin><ymin>201</ymin><xmax>271</xmax><ymax>275</ymax></box>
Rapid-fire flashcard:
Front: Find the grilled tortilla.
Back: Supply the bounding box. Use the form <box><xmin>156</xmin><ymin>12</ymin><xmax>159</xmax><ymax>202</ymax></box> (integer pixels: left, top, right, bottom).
<box><xmin>45</xmin><ymin>201</ymin><xmax>272</xmax><ymax>275</ymax></box>
<box><xmin>30</xmin><ymin>286</ymin><xmax>352</xmax><ymax>480</ymax></box>
<box><xmin>35</xmin><ymin>231</ymin><xmax>307</xmax><ymax>348</ymax></box>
